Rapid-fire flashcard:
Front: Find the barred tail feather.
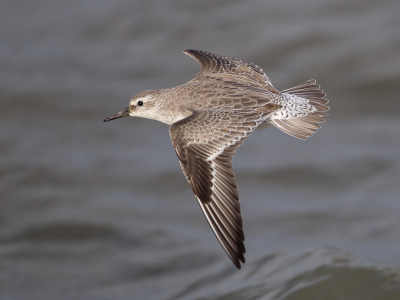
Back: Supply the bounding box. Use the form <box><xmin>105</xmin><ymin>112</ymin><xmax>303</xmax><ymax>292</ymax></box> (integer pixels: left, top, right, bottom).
<box><xmin>270</xmin><ymin>79</ymin><xmax>329</xmax><ymax>140</ymax></box>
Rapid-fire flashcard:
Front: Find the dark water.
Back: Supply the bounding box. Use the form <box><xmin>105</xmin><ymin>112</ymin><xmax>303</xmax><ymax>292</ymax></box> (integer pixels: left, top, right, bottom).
<box><xmin>1</xmin><ymin>0</ymin><xmax>400</xmax><ymax>299</ymax></box>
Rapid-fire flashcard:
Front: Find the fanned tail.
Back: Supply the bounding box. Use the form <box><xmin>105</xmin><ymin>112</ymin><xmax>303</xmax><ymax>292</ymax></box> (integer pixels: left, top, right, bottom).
<box><xmin>270</xmin><ymin>79</ymin><xmax>329</xmax><ymax>140</ymax></box>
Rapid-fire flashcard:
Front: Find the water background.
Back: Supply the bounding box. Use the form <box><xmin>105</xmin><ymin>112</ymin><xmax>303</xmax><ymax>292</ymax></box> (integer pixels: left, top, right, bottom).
<box><xmin>1</xmin><ymin>0</ymin><xmax>400</xmax><ymax>299</ymax></box>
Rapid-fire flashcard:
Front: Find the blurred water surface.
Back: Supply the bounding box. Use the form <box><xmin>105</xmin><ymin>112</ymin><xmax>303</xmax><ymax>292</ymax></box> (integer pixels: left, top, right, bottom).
<box><xmin>1</xmin><ymin>0</ymin><xmax>400</xmax><ymax>299</ymax></box>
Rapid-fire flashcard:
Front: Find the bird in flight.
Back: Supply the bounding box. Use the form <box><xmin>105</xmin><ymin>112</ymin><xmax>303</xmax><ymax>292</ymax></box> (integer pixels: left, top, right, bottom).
<box><xmin>104</xmin><ymin>50</ymin><xmax>329</xmax><ymax>269</ymax></box>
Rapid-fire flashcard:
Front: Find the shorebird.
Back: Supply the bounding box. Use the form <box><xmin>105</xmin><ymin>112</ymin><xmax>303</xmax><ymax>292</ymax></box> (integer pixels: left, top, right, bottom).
<box><xmin>104</xmin><ymin>50</ymin><xmax>329</xmax><ymax>269</ymax></box>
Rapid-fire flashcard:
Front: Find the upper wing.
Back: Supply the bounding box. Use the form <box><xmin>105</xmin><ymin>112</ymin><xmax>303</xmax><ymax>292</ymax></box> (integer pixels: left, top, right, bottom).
<box><xmin>169</xmin><ymin>107</ymin><xmax>277</xmax><ymax>269</ymax></box>
<box><xmin>184</xmin><ymin>49</ymin><xmax>280</xmax><ymax>94</ymax></box>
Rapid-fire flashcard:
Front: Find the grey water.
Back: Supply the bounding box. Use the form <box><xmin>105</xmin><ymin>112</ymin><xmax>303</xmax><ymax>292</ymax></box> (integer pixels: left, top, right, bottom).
<box><xmin>1</xmin><ymin>0</ymin><xmax>400</xmax><ymax>299</ymax></box>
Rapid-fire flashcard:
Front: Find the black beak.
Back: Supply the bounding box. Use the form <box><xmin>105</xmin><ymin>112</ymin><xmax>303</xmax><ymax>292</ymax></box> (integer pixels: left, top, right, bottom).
<box><xmin>104</xmin><ymin>107</ymin><xmax>129</xmax><ymax>122</ymax></box>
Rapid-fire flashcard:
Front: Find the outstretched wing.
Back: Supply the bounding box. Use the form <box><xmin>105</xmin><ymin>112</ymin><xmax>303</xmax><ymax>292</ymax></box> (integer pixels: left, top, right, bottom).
<box><xmin>169</xmin><ymin>107</ymin><xmax>277</xmax><ymax>269</ymax></box>
<box><xmin>184</xmin><ymin>49</ymin><xmax>280</xmax><ymax>94</ymax></box>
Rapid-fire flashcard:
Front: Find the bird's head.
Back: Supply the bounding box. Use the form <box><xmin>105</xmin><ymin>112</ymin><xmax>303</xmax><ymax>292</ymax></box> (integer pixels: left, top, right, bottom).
<box><xmin>104</xmin><ymin>90</ymin><xmax>160</xmax><ymax>123</ymax></box>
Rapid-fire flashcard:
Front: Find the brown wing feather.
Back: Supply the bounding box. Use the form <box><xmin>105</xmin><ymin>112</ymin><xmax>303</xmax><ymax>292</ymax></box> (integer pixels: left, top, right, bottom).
<box><xmin>184</xmin><ymin>49</ymin><xmax>280</xmax><ymax>94</ymax></box>
<box><xmin>170</xmin><ymin>108</ymin><xmax>275</xmax><ymax>269</ymax></box>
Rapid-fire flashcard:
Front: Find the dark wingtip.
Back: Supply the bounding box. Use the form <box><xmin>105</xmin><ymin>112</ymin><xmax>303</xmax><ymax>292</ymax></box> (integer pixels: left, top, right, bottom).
<box><xmin>232</xmin><ymin>254</ymin><xmax>245</xmax><ymax>270</ymax></box>
<box><xmin>235</xmin><ymin>262</ymin><xmax>242</xmax><ymax>270</ymax></box>
<box><xmin>183</xmin><ymin>49</ymin><xmax>201</xmax><ymax>57</ymax></box>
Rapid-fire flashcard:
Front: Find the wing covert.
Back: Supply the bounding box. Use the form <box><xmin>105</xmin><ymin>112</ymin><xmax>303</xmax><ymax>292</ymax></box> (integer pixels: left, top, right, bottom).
<box><xmin>184</xmin><ymin>49</ymin><xmax>280</xmax><ymax>94</ymax></box>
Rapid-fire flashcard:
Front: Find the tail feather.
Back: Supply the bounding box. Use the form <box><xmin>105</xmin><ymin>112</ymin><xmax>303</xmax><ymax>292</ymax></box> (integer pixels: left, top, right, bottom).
<box><xmin>270</xmin><ymin>79</ymin><xmax>329</xmax><ymax>140</ymax></box>
<box><xmin>273</xmin><ymin>119</ymin><xmax>313</xmax><ymax>139</ymax></box>
<box><xmin>288</xmin><ymin>118</ymin><xmax>320</xmax><ymax>129</ymax></box>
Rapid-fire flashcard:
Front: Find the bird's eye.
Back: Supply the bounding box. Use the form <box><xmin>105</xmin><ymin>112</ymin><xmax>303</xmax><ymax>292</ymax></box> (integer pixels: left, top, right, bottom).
<box><xmin>137</xmin><ymin>101</ymin><xmax>143</xmax><ymax>106</ymax></box>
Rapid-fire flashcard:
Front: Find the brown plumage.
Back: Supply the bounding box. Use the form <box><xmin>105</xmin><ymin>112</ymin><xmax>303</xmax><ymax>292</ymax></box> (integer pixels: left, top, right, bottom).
<box><xmin>104</xmin><ymin>50</ymin><xmax>329</xmax><ymax>269</ymax></box>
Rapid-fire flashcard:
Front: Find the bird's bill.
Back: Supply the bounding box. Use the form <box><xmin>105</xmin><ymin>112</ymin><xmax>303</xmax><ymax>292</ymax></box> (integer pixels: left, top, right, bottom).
<box><xmin>103</xmin><ymin>107</ymin><xmax>130</xmax><ymax>122</ymax></box>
